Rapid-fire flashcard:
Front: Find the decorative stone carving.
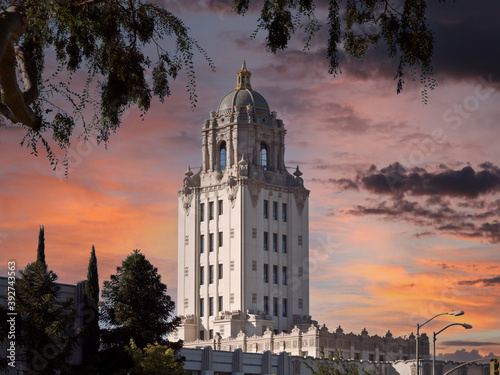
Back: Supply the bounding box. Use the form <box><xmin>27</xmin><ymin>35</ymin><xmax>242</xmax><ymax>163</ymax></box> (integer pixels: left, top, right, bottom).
<box><xmin>293</xmin><ymin>187</ymin><xmax>309</xmax><ymax>215</ymax></box>
<box><xmin>181</xmin><ymin>185</ymin><xmax>194</xmax><ymax>215</ymax></box>
<box><xmin>247</xmin><ymin>181</ymin><xmax>262</xmax><ymax>208</ymax></box>
<box><xmin>227</xmin><ymin>175</ymin><xmax>239</xmax><ymax>207</ymax></box>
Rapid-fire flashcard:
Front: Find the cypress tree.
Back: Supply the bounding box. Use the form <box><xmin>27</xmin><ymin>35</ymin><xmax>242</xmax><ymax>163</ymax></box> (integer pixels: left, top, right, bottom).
<box><xmin>16</xmin><ymin>229</ymin><xmax>76</xmax><ymax>373</ymax></box>
<box><xmin>36</xmin><ymin>225</ymin><xmax>45</xmax><ymax>265</ymax></box>
<box><xmin>83</xmin><ymin>245</ymin><xmax>100</xmax><ymax>364</ymax></box>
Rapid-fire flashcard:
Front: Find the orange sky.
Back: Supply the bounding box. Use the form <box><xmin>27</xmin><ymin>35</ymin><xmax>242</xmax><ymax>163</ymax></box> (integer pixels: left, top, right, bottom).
<box><xmin>1</xmin><ymin>0</ymin><xmax>499</xmax><ymax>358</ymax></box>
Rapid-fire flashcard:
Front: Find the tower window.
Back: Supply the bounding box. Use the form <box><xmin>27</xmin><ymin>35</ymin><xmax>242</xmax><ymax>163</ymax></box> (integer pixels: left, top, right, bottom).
<box><xmin>273</xmin><ymin>297</ymin><xmax>278</xmax><ymax>317</ymax></box>
<box><xmin>209</xmin><ymin>297</ymin><xmax>214</xmax><ymax>316</ymax></box>
<box><xmin>200</xmin><ymin>266</ymin><xmax>204</xmax><ymax>285</ymax></box>
<box><xmin>282</xmin><ymin>298</ymin><xmax>287</xmax><ymax>317</ymax></box>
<box><xmin>200</xmin><ymin>298</ymin><xmax>204</xmax><ymax>317</ymax></box>
<box><xmin>260</xmin><ymin>142</ymin><xmax>268</xmax><ymax>170</ymax></box>
<box><xmin>219</xmin><ymin>231</ymin><xmax>223</xmax><ymax>247</ymax></box>
<box><xmin>272</xmin><ymin>201</ymin><xmax>277</xmax><ymax>220</ymax></box>
<box><xmin>209</xmin><ymin>233</ymin><xmax>214</xmax><ymax>252</ymax></box>
<box><xmin>273</xmin><ymin>265</ymin><xmax>278</xmax><ymax>284</ymax></box>
<box><xmin>282</xmin><ymin>266</ymin><xmax>287</xmax><ymax>285</ymax></box>
<box><xmin>264</xmin><ymin>264</ymin><xmax>268</xmax><ymax>283</ymax></box>
<box><xmin>200</xmin><ymin>235</ymin><xmax>204</xmax><ymax>253</ymax></box>
<box><xmin>264</xmin><ymin>296</ymin><xmax>269</xmax><ymax>315</ymax></box>
<box><xmin>273</xmin><ymin>233</ymin><xmax>277</xmax><ymax>252</ymax></box>
<box><xmin>209</xmin><ymin>329</ymin><xmax>214</xmax><ymax>339</ymax></box>
<box><xmin>219</xmin><ymin>296</ymin><xmax>223</xmax><ymax>312</ymax></box>
<box><xmin>282</xmin><ymin>235</ymin><xmax>287</xmax><ymax>253</ymax></box>
<box><xmin>209</xmin><ymin>265</ymin><xmax>214</xmax><ymax>284</ymax></box>
<box><xmin>263</xmin><ymin>231</ymin><xmax>268</xmax><ymax>251</ymax></box>
<box><xmin>282</xmin><ymin>203</ymin><xmax>287</xmax><ymax>222</ymax></box>
<box><xmin>219</xmin><ymin>263</ymin><xmax>223</xmax><ymax>279</ymax></box>
<box><xmin>200</xmin><ymin>203</ymin><xmax>205</xmax><ymax>221</ymax></box>
<box><xmin>218</xmin><ymin>200</ymin><xmax>223</xmax><ymax>215</ymax></box>
<box><xmin>209</xmin><ymin>202</ymin><xmax>214</xmax><ymax>220</ymax></box>
<box><xmin>263</xmin><ymin>199</ymin><xmax>268</xmax><ymax>219</ymax></box>
<box><xmin>220</xmin><ymin>141</ymin><xmax>227</xmax><ymax>171</ymax></box>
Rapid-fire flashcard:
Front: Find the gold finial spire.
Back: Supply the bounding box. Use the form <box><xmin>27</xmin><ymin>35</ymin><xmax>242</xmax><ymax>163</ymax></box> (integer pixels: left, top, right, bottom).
<box><xmin>236</xmin><ymin>60</ymin><xmax>252</xmax><ymax>90</ymax></box>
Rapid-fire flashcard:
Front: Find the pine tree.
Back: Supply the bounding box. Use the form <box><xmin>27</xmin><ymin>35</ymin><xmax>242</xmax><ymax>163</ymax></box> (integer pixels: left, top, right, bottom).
<box><xmin>82</xmin><ymin>245</ymin><xmax>100</xmax><ymax>364</ymax></box>
<box><xmin>36</xmin><ymin>225</ymin><xmax>45</xmax><ymax>265</ymax></box>
<box><xmin>101</xmin><ymin>250</ymin><xmax>180</xmax><ymax>350</ymax></box>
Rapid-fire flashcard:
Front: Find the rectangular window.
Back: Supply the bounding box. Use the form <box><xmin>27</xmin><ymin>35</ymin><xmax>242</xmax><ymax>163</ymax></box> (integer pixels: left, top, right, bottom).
<box><xmin>209</xmin><ymin>265</ymin><xmax>214</xmax><ymax>284</ymax></box>
<box><xmin>282</xmin><ymin>266</ymin><xmax>287</xmax><ymax>285</ymax></box>
<box><xmin>200</xmin><ymin>298</ymin><xmax>204</xmax><ymax>317</ymax></box>
<box><xmin>200</xmin><ymin>330</ymin><xmax>205</xmax><ymax>340</ymax></box>
<box><xmin>264</xmin><ymin>264</ymin><xmax>268</xmax><ymax>283</ymax></box>
<box><xmin>282</xmin><ymin>203</ymin><xmax>287</xmax><ymax>222</ymax></box>
<box><xmin>219</xmin><ymin>231</ymin><xmax>223</xmax><ymax>247</ymax></box>
<box><xmin>273</xmin><ymin>233</ymin><xmax>277</xmax><ymax>252</ymax></box>
<box><xmin>209</xmin><ymin>329</ymin><xmax>214</xmax><ymax>339</ymax></box>
<box><xmin>200</xmin><ymin>235</ymin><xmax>204</xmax><ymax>253</ymax></box>
<box><xmin>264</xmin><ymin>296</ymin><xmax>269</xmax><ymax>315</ymax></box>
<box><xmin>209</xmin><ymin>297</ymin><xmax>214</xmax><ymax>316</ymax></box>
<box><xmin>200</xmin><ymin>266</ymin><xmax>204</xmax><ymax>285</ymax></box>
<box><xmin>200</xmin><ymin>203</ymin><xmax>205</xmax><ymax>221</ymax></box>
<box><xmin>273</xmin><ymin>297</ymin><xmax>278</xmax><ymax>317</ymax></box>
<box><xmin>273</xmin><ymin>265</ymin><xmax>278</xmax><ymax>284</ymax></box>
<box><xmin>209</xmin><ymin>201</ymin><xmax>214</xmax><ymax>220</ymax></box>
<box><xmin>218</xmin><ymin>199</ymin><xmax>223</xmax><ymax>215</ymax></box>
<box><xmin>263</xmin><ymin>200</ymin><xmax>268</xmax><ymax>219</ymax></box>
<box><xmin>282</xmin><ymin>235</ymin><xmax>287</xmax><ymax>253</ymax></box>
<box><xmin>272</xmin><ymin>201</ymin><xmax>278</xmax><ymax>220</ymax></box>
<box><xmin>263</xmin><ymin>231</ymin><xmax>268</xmax><ymax>251</ymax></box>
<box><xmin>282</xmin><ymin>298</ymin><xmax>287</xmax><ymax>317</ymax></box>
<box><xmin>218</xmin><ymin>263</ymin><xmax>223</xmax><ymax>279</ymax></box>
<box><xmin>209</xmin><ymin>233</ymin><xmax>214</xmax><ymax>252</ymax></box>
<box><xmin>218</xmin><ymin>296</ymin><xmax>223</xmax><ymax>312</ymax></box>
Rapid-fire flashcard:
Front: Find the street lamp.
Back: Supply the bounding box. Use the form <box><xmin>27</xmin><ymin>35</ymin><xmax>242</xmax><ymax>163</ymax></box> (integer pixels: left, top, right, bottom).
<box><xmin>416</xmin><ymin>311</ymin><xmax>464</xmax><ymax>375</ymax></box>
<box><xmin>433</xmin><ymin>323</ymin><xmax>473</xmax><ymax>375</ymax></box>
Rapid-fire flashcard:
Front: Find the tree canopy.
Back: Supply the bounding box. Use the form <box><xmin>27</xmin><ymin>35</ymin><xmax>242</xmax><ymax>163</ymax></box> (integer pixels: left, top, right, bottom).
<box><xmin>233</xmin><ymin>0</ymin><xmax>440</xmax><ymax>101</ymax></box>
<box><xmin>0</xmin><ymin>0</ymin><xmax>214</xmax><ymax>170</ymax></box>
<box><xmin>100</xmin><ymin>249</ymin><xmax>180</xmax><ymax>351</ymax></box>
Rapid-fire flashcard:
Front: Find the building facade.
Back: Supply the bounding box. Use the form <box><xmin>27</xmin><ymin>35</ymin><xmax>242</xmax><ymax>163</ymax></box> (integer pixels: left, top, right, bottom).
<box><xmin>182</xmin><ymin>325</ymin><xmax>428</xmax><ymax>362</ymax></box>
<box><xmin>175</xmin><ymin>62</ymin><xmax>311</xmax><ymax>342</ymax></box>
<box><xmin>174</xmin><ymin>63</ymin><xmax>433</xmax><ymax>367</ymax></box>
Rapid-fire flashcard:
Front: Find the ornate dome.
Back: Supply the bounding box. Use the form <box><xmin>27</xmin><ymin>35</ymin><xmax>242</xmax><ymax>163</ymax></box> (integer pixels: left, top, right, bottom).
<box><xmin>217</xmin><ymin>88</ymin><xmax>270</xmax><ymax>117</ymax></box>
<box><xmin>216</xmin><ymin>61</ymin><xmax>271</xmax><ymax>121</ymax></box>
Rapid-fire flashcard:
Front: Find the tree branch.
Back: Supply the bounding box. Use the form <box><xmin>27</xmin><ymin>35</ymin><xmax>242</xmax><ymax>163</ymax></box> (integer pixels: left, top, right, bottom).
<box><xmin>14</xmin><ymin>46</ymin><xmax>39</xmax><ymax>105</ymax></box>
<box><xmin>0</xmin><ymin>7</ymin><xmax>41</xmax><ymax>130</ymax></box>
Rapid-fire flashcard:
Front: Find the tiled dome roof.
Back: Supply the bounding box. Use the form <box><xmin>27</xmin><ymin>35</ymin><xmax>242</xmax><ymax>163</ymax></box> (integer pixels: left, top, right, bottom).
<box><xmin>217</xmin><ymin>88</ymin><xmax>270</xmax><ymax>117</ymax></box>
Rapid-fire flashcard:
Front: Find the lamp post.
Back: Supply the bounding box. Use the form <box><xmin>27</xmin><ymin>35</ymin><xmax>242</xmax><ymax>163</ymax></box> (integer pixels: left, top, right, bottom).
<box><xmin>416</xmin><ymin>311</ymin><xmax>464</xmax><ymax>375</ymax></box>
<box><xmin>433</xmin><ymin>323</ymin><xmax>473</xmax><ymax>375</ymax></box>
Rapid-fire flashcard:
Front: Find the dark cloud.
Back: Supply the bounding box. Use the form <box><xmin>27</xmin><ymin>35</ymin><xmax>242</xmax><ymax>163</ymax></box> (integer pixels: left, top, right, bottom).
<box><xmin>428</xmin><ymin>1</ymin><xmax>500</xmax><ymax>81</ymax></box>
<box><xmin>357</xmin><ymin>162</ymin><xmax>500</xmax><ymax>199</ymax></box>
<box><xmin>458</xmin><ymin>276</ymin><xmax>500</xmax><ymax>287</ymax></box>
<box><xmin>346</xmin><ymin>197</ymin><xmax>500</xmax><ymax>244</ymax></box>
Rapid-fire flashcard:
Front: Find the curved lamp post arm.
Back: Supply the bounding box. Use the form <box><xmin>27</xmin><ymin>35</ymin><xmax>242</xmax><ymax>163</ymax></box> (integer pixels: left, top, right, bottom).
<box><xmin>433</xmin><ymin>323</ymin><xmax>473</xmax><ymax>375</ymax></box>
<box><xmin>434</xmin><ymin>323</ymin><xmax>472</xmax><ymax>338</ymax></box>
<box><xmin>418</xmin><ymin>311</ymin><xmax>464</xmax><ymax>333</ymax></box>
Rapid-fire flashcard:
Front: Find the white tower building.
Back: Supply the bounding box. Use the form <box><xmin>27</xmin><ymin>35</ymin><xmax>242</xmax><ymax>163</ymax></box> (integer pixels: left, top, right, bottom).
<box><xmin>176</xmin><ymin>62</ymin><xmax>311</xmax><ymax>342</ymax></box>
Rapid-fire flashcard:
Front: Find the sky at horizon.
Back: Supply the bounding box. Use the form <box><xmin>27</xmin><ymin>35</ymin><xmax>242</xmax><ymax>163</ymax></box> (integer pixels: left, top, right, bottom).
<box><xmin>1</xmin><ymin>0</ymin><xmax>500</xmax><ymax>358</ymax></box>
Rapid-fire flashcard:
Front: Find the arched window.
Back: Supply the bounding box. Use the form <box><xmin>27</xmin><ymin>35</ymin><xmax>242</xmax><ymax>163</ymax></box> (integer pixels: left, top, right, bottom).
<box><xmin>220</xmin><ymin>142</ymin><xmax>227</xmax><ymax>170</ymax></box>
<box><xmin>260</xmin><ymin>142</ymin><xmax>268</xmax><ymax>171</ymax></box>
